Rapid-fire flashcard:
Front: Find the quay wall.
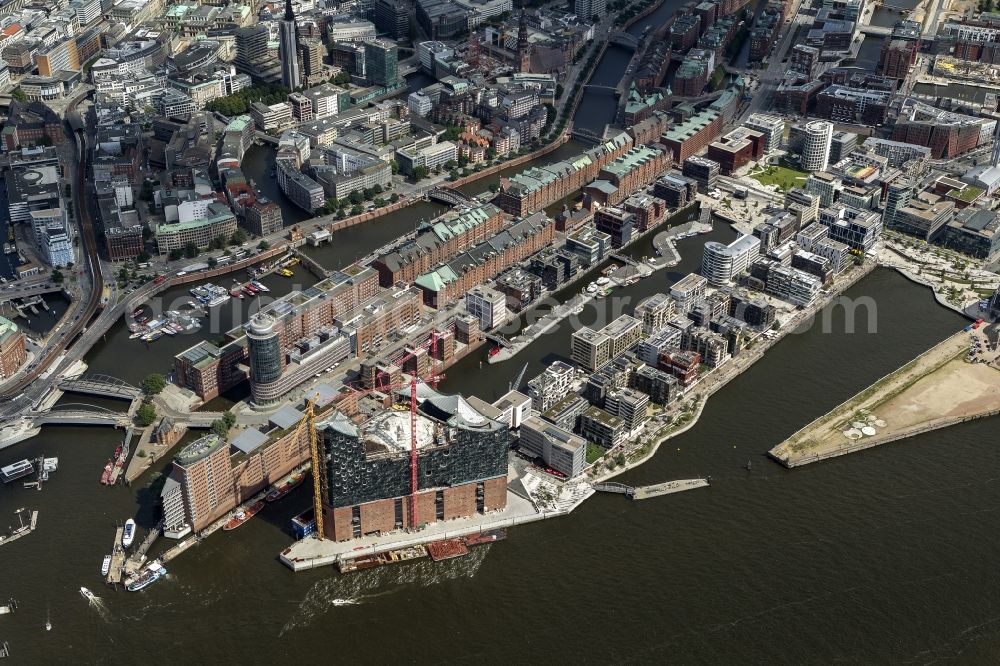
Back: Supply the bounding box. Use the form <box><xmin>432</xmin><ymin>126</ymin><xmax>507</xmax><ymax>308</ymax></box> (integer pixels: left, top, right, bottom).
<box><xmin>773</xmin><ymin>408</ymin><xmax>1000</xmax><ymax>468</ymax></box>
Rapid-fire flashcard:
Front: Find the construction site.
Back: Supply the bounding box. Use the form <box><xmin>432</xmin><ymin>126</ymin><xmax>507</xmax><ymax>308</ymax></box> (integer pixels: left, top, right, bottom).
<box><xmin>770</xmin><ymin>323</ymin><xmax>1000</xmax><ymax>467</ymax></box>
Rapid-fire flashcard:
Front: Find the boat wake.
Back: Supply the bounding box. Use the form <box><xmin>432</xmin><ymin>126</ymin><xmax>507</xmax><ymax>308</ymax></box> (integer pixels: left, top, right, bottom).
<box><xmin>279</xmin><ymin>545</ymin><xmax>491</xmax><ymax>635</ymax></box>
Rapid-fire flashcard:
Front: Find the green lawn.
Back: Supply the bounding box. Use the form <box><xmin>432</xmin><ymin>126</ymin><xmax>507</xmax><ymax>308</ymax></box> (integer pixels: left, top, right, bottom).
<box><xmin>586</xmin><ymin>443</ymin><xmax>605</xmax><ymax>464</ymax></box>
<box><xmin>749</xmin><ymin>165</ymin><xmax>809</xmax><ymax>192</ymax></box>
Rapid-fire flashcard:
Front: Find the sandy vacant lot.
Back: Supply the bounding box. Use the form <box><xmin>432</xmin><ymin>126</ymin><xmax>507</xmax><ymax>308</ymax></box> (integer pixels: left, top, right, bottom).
<box><xmin>772</xmin><ymin>331</ymin><xmax>1000</xmax><ymax>465</ymax></box>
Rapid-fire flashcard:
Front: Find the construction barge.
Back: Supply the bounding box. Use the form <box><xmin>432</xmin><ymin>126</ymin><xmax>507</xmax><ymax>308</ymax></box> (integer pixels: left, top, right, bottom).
<box><xmin>335</xmin><ymin>529</ymin><xmax>507</xmax><ymax>574</ymax></box>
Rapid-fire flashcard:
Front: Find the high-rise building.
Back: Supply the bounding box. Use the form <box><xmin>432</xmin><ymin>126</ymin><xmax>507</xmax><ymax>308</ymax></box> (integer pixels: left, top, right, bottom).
<box><xmin>298</xmin><ymin>38</ymin><xmax>325</xmax><ymax>79</ymax></box>
<box><xmin>364</xmin><ymin>39</ymin><xmax>398</xmax><ymax>88</ymax></box>
<box><xmin>246</xmin><ymin>313</ymin><xmax>283</xmax><ymax>404</ymax></box>
<box><xmin>800</xmin><ymin>120</ymin><xmax>833</xmax><ymax>172</ymax></box>
<box><xmin>279</xmin><ymin>0</ymin><xmax>301</xmax><ymax>90</ymax></box>
<box><xmin>374</xmin><ymin>0</ymin><xmax>409</xmax><ymax>38</ymax></box>
<box><xmin>574</xmin><ymin>0</ymin><xmax>606</xmax><ymax>19</ymax></box>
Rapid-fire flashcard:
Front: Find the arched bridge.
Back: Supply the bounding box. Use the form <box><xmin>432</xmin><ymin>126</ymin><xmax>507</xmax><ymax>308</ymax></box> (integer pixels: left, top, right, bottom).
<box><xmin>570</xmin><ymin>127</ymin><xmax>606</xmax><ymax>145</ymax></box>
<box><xmin>427</xmin><ymin>187</ymin><xmax>474</xmax><ymax>207</ymax></box>
<box><xmin>25</xmin><ymin>403</ymin><xmax>131</xmax><ymax>427</ymax></box>
<box><xmin>59</xmin><ymin>374</ymin><xmax>140</xmax><ymax>400</ymax></box>
<box><xmin>608</xmin><ymin>32</ymin><xmax>640</xmax><ymax>49</ymax></box>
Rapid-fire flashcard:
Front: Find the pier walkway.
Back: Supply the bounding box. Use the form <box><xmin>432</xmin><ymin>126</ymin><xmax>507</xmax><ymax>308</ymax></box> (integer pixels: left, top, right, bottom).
<box><xmin>593</xmin><ymin>479</ymin><xmax>709</xmax><ymax>499</ymax></box>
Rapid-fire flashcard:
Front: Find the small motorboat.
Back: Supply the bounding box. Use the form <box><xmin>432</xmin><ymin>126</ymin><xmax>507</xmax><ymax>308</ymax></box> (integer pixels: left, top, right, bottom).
<box><xmin>101</xmin><ymin>555</ymin><xmax>112</xmax><ymax>577</ymax></box>
<box><xmin>122</xmin><ymin>519</ymin><xmax>136</xmax><ymax>548</ymax></box>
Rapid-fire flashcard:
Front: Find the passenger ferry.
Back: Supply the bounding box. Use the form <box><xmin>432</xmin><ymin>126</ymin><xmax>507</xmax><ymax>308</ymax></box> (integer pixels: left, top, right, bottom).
<box><xmin>1</xmin><ymin>460</ymin><xmax>33</xmax><ymax>484</ymax></box>
<box><xmin>126</xmin><ymin>561</ymin><xmax>167</xmax><ymax>592</ymax></box>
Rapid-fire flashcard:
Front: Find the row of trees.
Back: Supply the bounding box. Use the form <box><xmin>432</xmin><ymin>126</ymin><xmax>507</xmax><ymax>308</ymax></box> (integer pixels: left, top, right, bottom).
<box><xmin>204</xmin><ymin>83</ymin><xmax>290</xmax><ymax>116</ymax></box>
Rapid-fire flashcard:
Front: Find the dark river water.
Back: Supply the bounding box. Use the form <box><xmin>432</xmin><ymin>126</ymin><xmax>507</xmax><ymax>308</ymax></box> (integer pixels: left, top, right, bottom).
<box><xmin>3</xmin><ymin>4</ymin><xmax>999</xmax><ymax>662</ymax></box>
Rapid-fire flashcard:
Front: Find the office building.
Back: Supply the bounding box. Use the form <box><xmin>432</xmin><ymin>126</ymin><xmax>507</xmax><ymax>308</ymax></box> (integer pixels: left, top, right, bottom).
<box><xmin>579</xmin><ymin>406</ymin><xmax>626</xmax><ymax>450</ymax></box>
<box><xmin>701</xmin><ymin>234</ymin><xmax>761</xmax><ymax>286</ymax></box>
<box><xmin>466</xmin><ymin>286</ymin><xmax>507</xmax><ymax>331</ymax></box>
<box><xmin>364</xmin><ymin>40</ymin><xmax>398</xmax><ymax>88</ymax></box>
<box><xmin>519</xmin><ymin>416</ymin><xmax>587</xmax><ymax>478</ymax></box>
<box><xmin>571</xmin><ymin>315</ymin><xmax>642</xmax><ymax>371</ymax></box>
<box><xmin>744</xmin><ymin>113</ymin><xmax>785</xmax><ymax>153</ymax></box>
<box><xmin>574</xmin><ymin>0</ymin><xmax>607</xmax><ymax>19</ymax></box>
<box><xmin>374</xmin><ymin>0</ymin><xmax>410</xmax><ymax>38</ymax></box>
<box><xmin>681</xmin><ymin>155</ymin><xmax>721</xmax><ymax>190</ymax></box>
<box><xmin>604</xmin><ymin>388</ymin><xmax>649</xmax><ymax>434</ymax></box>
<box><xmin>800</xmin><ymin>120</ymin><xmax>833</xmax><ymax>172</ymax></box>
<box><xmin>669</xmin><ymin>273</ymin><xmax>707</xmax><ymax>313</ymax></box>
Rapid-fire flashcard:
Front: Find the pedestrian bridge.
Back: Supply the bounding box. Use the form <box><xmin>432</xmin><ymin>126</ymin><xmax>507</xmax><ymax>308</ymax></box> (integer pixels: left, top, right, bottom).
<box><xmin>25</xmin><ymin>404</ymin><xmax>131</xmax><ymax>427</ymax></box>
<box><xmin>570</xmin><ymin>127</ymin><xmax>606</xmax><ymax>145</ymax></box>
<box><xmin>608</xmin><ymin>32</ymin><xmax>640</xmax><ymax>49</ymax></box>
<box><xmin>592</xmin><ymin>482</ymin><xmax>636</xmax><ymax>496</ymax></box>
<box><xmin>426</xmin><ymin>187</ymin><xmax>474</xmax><ymax>207</ymax></box>
<box><xmin>858</xmin><ymin>25</ymin><xmax>892</xmax><ymax>36</ymax></box>
<box><xmin>59</xmin><ymin>374</ymin><xmax>141</xmax><ymax>400</ymax></box>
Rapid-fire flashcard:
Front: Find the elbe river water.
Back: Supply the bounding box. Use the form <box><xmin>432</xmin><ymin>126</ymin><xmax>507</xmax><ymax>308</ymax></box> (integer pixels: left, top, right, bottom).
<box><xmin>3</xmin><ymin>3</ymin><xmax>1000</xmax><ymax>662</ymax></box>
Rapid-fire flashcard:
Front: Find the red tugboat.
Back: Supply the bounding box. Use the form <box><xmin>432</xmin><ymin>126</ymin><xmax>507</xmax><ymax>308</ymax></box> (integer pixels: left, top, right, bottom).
<box><xmin>265</xmin><ymin>471</ymin><xmax>307</xmax><ymax>502</ymax></box>
<box><xmin>488</xmin><ymin>346</ymin><xmax>501</xmax><ymax>358</ymax></box>
<box><xmin>223</xmin><ymin>500</ymin><xmax>265</xmax><ymax>530</ymax></box>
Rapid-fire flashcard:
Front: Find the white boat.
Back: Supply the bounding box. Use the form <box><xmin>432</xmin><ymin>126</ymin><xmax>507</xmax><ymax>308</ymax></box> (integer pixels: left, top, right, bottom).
<box><xmin>101</xmin><ymin>555</ymin><xmax>112</xmax><ymax>576</ymax></box>
<box><xmin>250</xmin><ymin>280</ymin><xmax>270</xmax><ymax>292</ymax></box>
<box><xmin>596</xmin><ymin>277</ymin><xmax>611</xmax><ymax>286</ymax></box>
<box><xmin>122</xmin><ymin>519</ymin><xmax>136</xmax><ymax>548</ymax></box>
<box><xmin>585</xmin><ymin>283</ymin><xmax>598</xmax><ymax>294</ymax></box>
<box><xmin>79</xmin><ymin>587</ymin><xmax>95</xmax><ymax>601</ymax></box>
<box><xmin>42</xmin><ymin>458</ymin><xmax>57</xmax><ymax>472</ymax></box>
<box><xmin>126</xmin><ymin>561</ymin><xmax>167</xmax><ymax>592</ymax></box>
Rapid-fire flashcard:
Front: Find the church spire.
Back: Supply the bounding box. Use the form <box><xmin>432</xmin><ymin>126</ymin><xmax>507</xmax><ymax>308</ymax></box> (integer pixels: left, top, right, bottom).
<box><xmin>284</xmin><ymin>0</ymin><xmax>294</xmax><ymax>22</ymax></box>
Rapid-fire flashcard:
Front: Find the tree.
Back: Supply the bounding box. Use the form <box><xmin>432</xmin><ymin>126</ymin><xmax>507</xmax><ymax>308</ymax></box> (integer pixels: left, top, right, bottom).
<box><xmin>118</xmin><ymin>266</ymin><xmax>130</xmax><ymax>283</ymax></box>
<box><xmin>184</xmin><ymin>242</ymin><xmax>200</xmax><ymax>259</ymax></box>
<box><xmin>230</xmin><ymin>229</ymin><xmax>247</xmax><ymax>246</ymax></box>
<box><xmin>350</xmin><ymin>204</ymin><xmax>363</xmax><ymax>215</ymax></box>
<box><xmin>349</xmin><ymin>190</ymin><xmax>364</xmax><ymax>205</ymax></box>
<box><xmin>142</xmin><ymin>226</ymin><xmax>153</xmax><ymax>241</ymax></box>
<box><xmin>210</xmin><ymin>419</ymin><xmax>229</xmax><ymax>439</ymax></box>
<box><xmin>373</xmin><ymin>197</ymin><xmax>385</xmax><ymax>207</ymax></box>
<box><xmin>10</xmin><ymin>87</ymin><xmax>27</xmax><ymax>102</ymax></box>
<box><xmin>51</xmin><ymin>269</ymin><xmax>64</xmax><ymax>284</ymax></box>
<box><xmin>390</xmin><ymin>159</ymin><xmax>399</xmax><ymax>175</ymax></box>
<box><xmin>135</xmin><ymin>402</ymin><xmax>157</xmax><ymax>427</ymax></box>
<box><xmin>142</xmin><ymin>373</ymin><xmax>167</xmax><ymax>396</ymax></box>
<box><xmin>257</xmin><ymin>240</ymin><xmax>270</xmax><ymax>250</ymax></box>
<box><xmin>412</xmin><ymin>166</ymin><xmax>430</xmax><ymax>181</ymax></box>
<box><xmin>137</xmin><ymin>251</ymin><xmax>151</xmax><ymax>262</ymax></box>
<box><xmin>169</xmin><ymin>248</ymin><xmax>183</xmax><ymax>261</ymax></box>
<box><xmin>208</xmin><ymin>256</ymin><xmax>218</xmax><ymax>268</ymax></box>
<box><xmin>222</xmin><ymin>410</ymin><xmax>236</xmax><ymax>429</ymax></box>
<box><xmin>389</xmin><ymin>193</ymin><xmax>399</xmax><ymax>203</ymax></box>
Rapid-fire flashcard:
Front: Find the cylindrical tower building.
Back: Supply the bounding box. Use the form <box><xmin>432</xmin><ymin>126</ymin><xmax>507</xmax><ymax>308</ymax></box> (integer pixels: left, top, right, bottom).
<box><xmin>246</xmin><ymin>313</ymin><xmax>282</xmax><ymax>404</ymax></box>
<box><xmin>801</xmin><ymin>120</ymin><xmax>833</xmax><ymax>173</ymax></box>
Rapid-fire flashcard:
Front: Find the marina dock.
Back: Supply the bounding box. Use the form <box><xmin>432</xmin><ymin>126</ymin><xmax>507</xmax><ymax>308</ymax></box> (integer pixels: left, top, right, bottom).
<box><xmin>106</xmin><ymin>527</ymin><xmax>125</xmax><ymax>585</ymax></box>
<box><xmin>0</xmin><ymin>510</ymin><xmax>37</xmax><ymax>547</ymax></box>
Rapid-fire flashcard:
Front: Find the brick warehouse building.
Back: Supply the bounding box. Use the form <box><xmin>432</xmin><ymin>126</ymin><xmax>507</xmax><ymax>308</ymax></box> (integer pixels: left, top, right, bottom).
<box><xmin>495</xmin><ymin>132</ymin><xmax>633</xmax><ymax>217</ymax></box>
<box><xmin>318</xmin><ymin>391</ymin><xmax>509</xmax><ymax>541</ymax></box>
<box><xmin>371</xmin><ymin>202</ymin><xmax>506</xmax><ymax>287</ymax></box>
<box><xmin>414</xmin><ymin>211</ymin><xmax>555</xmax><ymax>307</ymax></box>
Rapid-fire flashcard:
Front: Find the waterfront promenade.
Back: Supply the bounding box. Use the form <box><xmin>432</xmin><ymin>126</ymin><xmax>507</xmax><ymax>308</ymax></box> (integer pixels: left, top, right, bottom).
<box><xmin>770</xmin><ymin>327</ymin><xmax>1000</xmax><ymax>467</ymax></box>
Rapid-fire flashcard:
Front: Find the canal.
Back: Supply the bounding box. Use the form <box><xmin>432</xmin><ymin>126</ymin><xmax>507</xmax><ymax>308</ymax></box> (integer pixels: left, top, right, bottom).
<box><xmin>6</xmin><ymin>5</ymin><xmax>1000</xmax><ymax>662</ymax></box>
